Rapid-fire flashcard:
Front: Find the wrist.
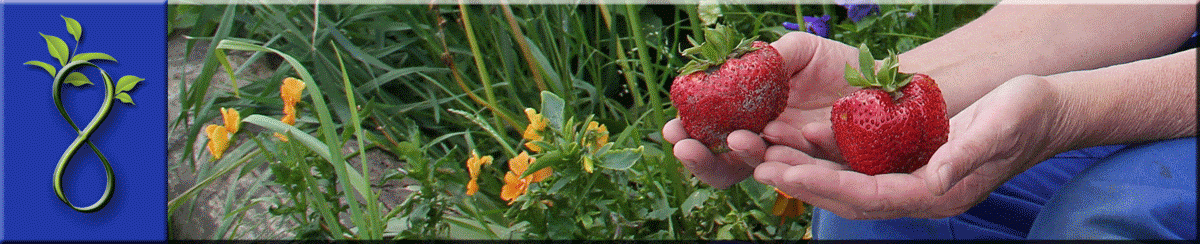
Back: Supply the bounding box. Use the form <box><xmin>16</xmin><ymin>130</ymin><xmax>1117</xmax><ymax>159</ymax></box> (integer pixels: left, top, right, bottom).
<box><xmin>1042</xmin><ymin>73</ymin><xmax>1095</xmax><ymax>153</ymax></box>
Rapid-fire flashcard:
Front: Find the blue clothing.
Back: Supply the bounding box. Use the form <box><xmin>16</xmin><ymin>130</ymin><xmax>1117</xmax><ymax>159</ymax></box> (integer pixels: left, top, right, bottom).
<box><xmin>810</xmin><ymin>137</ymin><xmax>1196</xmax><ymax>240</ymax></box>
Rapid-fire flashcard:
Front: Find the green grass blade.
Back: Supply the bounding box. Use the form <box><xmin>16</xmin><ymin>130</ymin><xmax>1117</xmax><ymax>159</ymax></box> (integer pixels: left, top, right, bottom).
<box><xmin>334</xmin><ymin>42</ymin><xmax>383</xmax><ymax>239</ymax></box>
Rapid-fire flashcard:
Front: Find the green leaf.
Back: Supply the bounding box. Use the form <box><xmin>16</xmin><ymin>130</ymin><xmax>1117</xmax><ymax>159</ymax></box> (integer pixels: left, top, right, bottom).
<box><xmin>523</xmin><ymin>149</ymin><xmax>569</xmax><ymax>179</ymax></box>
<box><xmin>598</xmin><ymin>146</ymin><xmax>642</xmax><ymax>170</ymax></box>
<box><xmin>116</xmin><ymin>75</ymin><xmax>143</xmax><ymax>93</ymax></box>
<box><xmin>857</xmin><ymin>43</ymin><xmax>875</xmax><ymax>84</ymax></box>
<box><xmin>114</xmin><ymin>92</ymin><xmax>134</xmax><ymax>105</ymax></box>
<box><xmin>681</xmin><ymin>188</ymin><xmax>712</xmax><ymax>216</ymax></box>
<box><xmin>62</xmin><ymin>15</ymin><xmax>82</xmax><ymax>42</ymax></box>
<box><xmin>855</xmin><ymin>16</ymin><xmax>877</xmax><ymax>32</ymax></box>
<box><xmin>844</xmin><ymin>63</ymin><xmax>869</xmax><ymax>87</ymax></box>
<box><xmin>41</xmin><ymin>33</ymin><xmax>70</xmax><ymax>66</ymax></box>
<box><xmin>64</xmin><ymin>72</ymin><xmax>92</xmax><ymax>86</ymax></box>
<box><xmin>647</xmin><ymin>196</ymin><xmax>677</xmax><ymax>220</ymax></box>
<box><xmin>24</xmin><ymin>61</ymin><xmax>57</xmax><ymax>77</ymax></box>
<box><xmin>72</xmin><ymin>52</ymin><xmax>116</xmax><ymax>63</ymax></box>
<box><xmin>540</xmin><ymin>91</ymin><xmax>565</xmax><ymax>131</ymax></box>
<box><xmin>213</xmin><ymin>49</ymin><xmax>239</xmax><ymax>97</ymax></box>
<box><xmin>697</xmin><ymin>1</ymin><xmax>721</xmax><ymax>26</ymax></box>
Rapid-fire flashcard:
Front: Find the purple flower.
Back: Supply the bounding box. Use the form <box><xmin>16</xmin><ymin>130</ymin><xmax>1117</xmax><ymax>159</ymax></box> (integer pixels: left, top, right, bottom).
<box><xmin>782</xmin><ymin>22</ymin><xmax>801</xmax><ymax>31</ymax></box>
<box><xmin>836</xmin><ymin>0</ymin><xmax>880</xmax><ymax>22</ymax></box>
<box><xmin>803</xmin><ymin>15</ymin><xmax>832</xmax><ymax>38</ymax></box>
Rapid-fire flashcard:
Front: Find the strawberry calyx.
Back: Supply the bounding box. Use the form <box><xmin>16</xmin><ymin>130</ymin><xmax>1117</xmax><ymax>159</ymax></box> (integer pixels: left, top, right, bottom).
<box><xmin>843</xmin><ymin>43</ymin><xmax>913</xmax><ymax>94</ymax></box>
<box><xmin>678</xmin><ymin>24</ymin><xmax>760</xmax><ymax>75</ymax></box>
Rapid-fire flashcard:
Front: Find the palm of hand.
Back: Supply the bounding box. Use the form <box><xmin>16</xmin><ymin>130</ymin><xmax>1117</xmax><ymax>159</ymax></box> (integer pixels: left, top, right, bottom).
<box><xmin>755</xmin><ymin>75</ymin><xmax>1068</xmax><ymax>219</ymax></box>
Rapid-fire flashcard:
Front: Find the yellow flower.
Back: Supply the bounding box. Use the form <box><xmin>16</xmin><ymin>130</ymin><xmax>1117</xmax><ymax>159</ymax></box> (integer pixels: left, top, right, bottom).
<box><xmin>500</xmin><ymin>151</ymin><xmax>551</xmax><ymax>204</ymax></box>
<box><xmin>771</xmin><ymin>188</ymin><xmax>806</xmax><ymax>224</ymax></box>
<box><xmin>280</xmin><ymin>77</ymin><xmax>306</xmax><ymax>105</ymax></box>
<box><xmin>465</xmin><ymin>151</ymin><xmax>493</xmax><ymax>196</ymax></box>
<box><xmin>522</xmin><ymin>108</ymin><xmax>548</xmax><ymax>152</ymax></box>
<box><xmin>582</xmin><ymin>121</ymin><xmax>609</xmax><ymax>151</ymax></box>
<box><xmin>220</xmin><ymin>107</ymin><xmax>241</xmax><ymax>134</ymax></box>
<box><xmin>204</xmin><ymin>124</ymin><xmax>230</xmax><ymax>160</ymax></box>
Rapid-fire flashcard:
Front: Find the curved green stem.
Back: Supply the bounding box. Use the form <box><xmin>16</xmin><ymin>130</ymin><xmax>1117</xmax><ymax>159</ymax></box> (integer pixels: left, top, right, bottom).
<box><xmin>51</xmin><ymin>60</ymin><xmax>116</xmax><ymax>213</ymax></box>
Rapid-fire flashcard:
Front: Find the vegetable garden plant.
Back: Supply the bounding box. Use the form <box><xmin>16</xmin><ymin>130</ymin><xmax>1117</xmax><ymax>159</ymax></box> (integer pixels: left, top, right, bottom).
<box><xmin>167</xmin><ymin>2</ymin><xmax>992</xmax><ymax>240</ymax></box>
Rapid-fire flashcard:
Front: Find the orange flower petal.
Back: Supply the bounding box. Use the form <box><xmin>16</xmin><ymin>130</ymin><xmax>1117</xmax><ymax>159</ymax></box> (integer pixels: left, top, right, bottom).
<box><xmin>530</xmin><ymin>166</ymin><xmax>551</xmax><ymax>183</ymax></box>
<box><xmin>220</xmin><ymin>107</ymin><xmax>241</xmax><ymax>134</ymax></box>
<box><xmin>524</xmin><ymin>141</ymin><xmax>542</xmax><ymax>153</ymax></box>
<box><xmin>466</xmin><ymin>179</ymin><xmax>479</xmax><ymax>196</ymax></box>
<box><xmin>509</xmin><ymin>151</ymin><xmax>531</xmax><ymax>174</ymax></box>
<box><xmin>274</xmin><ymin>132</ymin><xmax>289</xmax><ymax>142</ymax></box>
<box><xmin>522</xmin><ymin>124</ymin><xmax>543</xmax><ymax>141</ymax></box>
<box><xmin>282</xmin><ymin>113</ymin><xmax>296</xmax><ymax>126</ymax></box>
<box><xmin>205</xmin><ymin>125</ymin><xmax>229</xmax><ymax>160</ymax></box>
<box><xmin>500</xmin><ymin>172</ymin><xmax>525</xmax><ymax>203</ymax></box>
<box><xmin>524</xmin><ymin>108</ymin><xmax>547</xmax><ymax>131</ymax></box>
<box><xmin>281</xmin><ymin>77</ymin><xmax>306</xmax><ymax>105</ymax></box>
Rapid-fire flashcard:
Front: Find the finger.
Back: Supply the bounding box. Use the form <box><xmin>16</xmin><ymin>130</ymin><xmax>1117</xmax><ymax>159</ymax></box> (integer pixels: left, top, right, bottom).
<box><xmin>771</xmin><ymin>32</ymin><xmax>823</xmax><ymax>76</ymax></box>
<box><xmin>758</xmin><ymin>162</ymin><xmax>933</xmax><ymax>218</ymax></box>
<box><xmin>756</xmin><ymin>162</ymin><xmax>896</xmax><ymax>220</ymax></box>
<box><xmin>763</xmin><ymin>145</ymin><xmax>846</xmax><ymax>170</ymax></box>
<box><xmin>802</xmin><ymin>121</ymin><xmax>842</xmax><ymax>161</ymax></box>
<box><xmin>675</xmin><ymin>139</ymin><xmax>751</xmax><ymax>189</ymax></box>
<box><xmin>727</xmin><ymin>130</ymin><xmax>767</xmax><ymax>167</ymax></box>
<box><xmin>663</xmin><ymin>118</ymin><xmax>688</xmax><ymax>144</ymax></box>
<box><xmin>762</xmin><ymin>120</ymin><xmax>813</xmax><ymax>152</ymax></box>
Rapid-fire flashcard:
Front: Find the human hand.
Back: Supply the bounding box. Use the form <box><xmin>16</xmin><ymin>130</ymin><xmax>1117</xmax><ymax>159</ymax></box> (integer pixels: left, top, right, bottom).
<box><xmin>663</xmin><ymin>31</ymin><xmax>863</xmax><ymax>188</ymax></box>
<box><xmin>754</xmin><ymin>75</ymin><xmax>1075</xmax><ymax>219</ymax></box>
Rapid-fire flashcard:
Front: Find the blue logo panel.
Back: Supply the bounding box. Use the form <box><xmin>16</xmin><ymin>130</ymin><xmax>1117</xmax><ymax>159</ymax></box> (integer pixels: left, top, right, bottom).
<box><xmin>3</xmin><ymin>2</ymin><xmax>165</xmax><ymax>241</ymax></box>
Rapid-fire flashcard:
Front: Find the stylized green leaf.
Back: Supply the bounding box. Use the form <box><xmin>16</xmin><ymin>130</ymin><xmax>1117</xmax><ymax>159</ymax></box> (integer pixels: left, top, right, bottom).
<box><xmin>64</xmin><ymin>72</ymin><xmax>92</xmax><ymax>86</ymax></box>
<box><xmin>41</xmin><ymin>33</ymin><xmax>70</xmax><ymax>66</ymax></box>
<box><xmin>62</xmin><ymin>15</ymin><xmax>82</xmax><ymax>42</ymax></box>
<box><xmin>72</xmin><ymin>52</ymin><xmax>116</xmax><ymax>63</ymax></box>
<box><xmin>115</xmin><ymin>92</ymin><xmax>134</xmax><ymax>105</ymax></box>
<box><xmin>116</xmin><ymin>75</ymin><xmax>143</xmax><ymax>93</ymax></box>
<box><xmin>24</xmin><ymin>61</ymin><xmax>57</xmax><ymax>77</ymax></box>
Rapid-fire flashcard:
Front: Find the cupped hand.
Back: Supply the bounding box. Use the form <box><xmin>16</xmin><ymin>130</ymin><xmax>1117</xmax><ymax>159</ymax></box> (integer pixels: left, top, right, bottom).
<box><xmin>754</xmin><ymin>75</ymin><xmax>1075</xmax><ymax>219</ymax></box>
<box><xmin>662</xmin><ymin>31</ymin><xmax>862</xmax><ymax>188</ymax></box>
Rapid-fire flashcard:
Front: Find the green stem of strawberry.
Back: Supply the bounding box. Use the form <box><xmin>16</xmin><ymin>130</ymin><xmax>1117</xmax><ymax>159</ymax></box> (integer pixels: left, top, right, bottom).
<box><xmin>678</xmin><ymin>24</ymin><xmax>761</xmax><ymax>75</ymax></box>
<box><xmin>843</xmin><ymin>43</ymin><xmax>913</xmax><ymax>94</ymax></box>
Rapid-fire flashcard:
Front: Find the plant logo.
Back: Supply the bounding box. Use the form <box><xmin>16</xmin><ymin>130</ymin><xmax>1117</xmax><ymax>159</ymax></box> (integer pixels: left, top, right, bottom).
<box><xmin>24</xmin><ymin>15</ymin><xmax>143</xmax><ymax>213</ymax></box>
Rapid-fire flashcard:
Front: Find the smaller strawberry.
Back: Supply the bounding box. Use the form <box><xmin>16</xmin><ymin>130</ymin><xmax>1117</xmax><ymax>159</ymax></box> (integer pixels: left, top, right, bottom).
<box><xmin>670</xmin><ymin>24</ymin><xmax>789</xmax><ymax>153</ymax></box>
<box><xmin>831</xmin><ymin>44</ymin><xmax>948</xmax><ymax>176</ymax></box>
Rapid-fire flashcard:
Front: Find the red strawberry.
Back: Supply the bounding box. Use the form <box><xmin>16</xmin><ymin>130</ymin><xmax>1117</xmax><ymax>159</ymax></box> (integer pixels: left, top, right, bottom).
<box><xmin>670</xmin><ymin>24</ymin><xmax>788</xmax><ymax>153</ymax></box>
<box><xmin>831</xmin><ymin>44</ymin><xmax>948</xmax><ymax>176</ymax></box>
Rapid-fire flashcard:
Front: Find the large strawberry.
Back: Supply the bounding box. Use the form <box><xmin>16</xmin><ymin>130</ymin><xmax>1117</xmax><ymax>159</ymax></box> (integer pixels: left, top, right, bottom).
<box><xmin>831</xmin><ymin>44</ymin><xmax>948</xmax><ymax>176</ymax></box>
<box><xmin>670</xmin><ymin>24</ymin><xmax>788</xmax><ymax>153</ymax></box>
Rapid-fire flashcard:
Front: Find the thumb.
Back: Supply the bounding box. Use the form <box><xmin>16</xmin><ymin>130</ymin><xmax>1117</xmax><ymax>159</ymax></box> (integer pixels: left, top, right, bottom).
<box><xmin>922</xmin><ymin>114</ymin><xmax>994</xmax><ymax>196</ymax></box>
<box><xmin>771</xmin><ymin>32</ymin><xmax>824</xmax><ymax>76</ymax></box>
